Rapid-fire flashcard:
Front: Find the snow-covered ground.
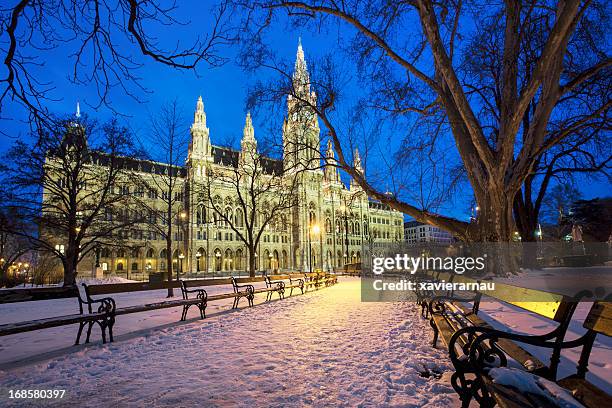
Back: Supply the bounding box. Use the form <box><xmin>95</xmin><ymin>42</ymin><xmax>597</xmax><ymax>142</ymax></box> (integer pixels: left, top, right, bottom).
<box><xmin>0</xmin><ymin>278</ymin><xmax>460</xmax><ymax>407</ymax></box>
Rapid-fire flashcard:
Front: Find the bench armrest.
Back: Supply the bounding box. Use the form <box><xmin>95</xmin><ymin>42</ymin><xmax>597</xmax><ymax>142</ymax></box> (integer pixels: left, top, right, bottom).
<box><xmin>183</xmin><ymin>288</ymin><xmax>208</xmax><ymax>300</ymax></box>
<box><xmin>89</xmin><ymin>297</ymin><xmax>116</xmax><ymax>315</ymax></box>
<box><xmin>449</xmin><ymin>324</ymin><xmax>563</xmax><ymax>376</ymax></box>
<box><xmin>428</xmin><ymin>294</ymin><xmax>480</xmax><ymax>316</ymax></box>
<box><xmin>234</xmin><ymin>283</ymin><xmax>255</xmax><ymax>294</ymax></box>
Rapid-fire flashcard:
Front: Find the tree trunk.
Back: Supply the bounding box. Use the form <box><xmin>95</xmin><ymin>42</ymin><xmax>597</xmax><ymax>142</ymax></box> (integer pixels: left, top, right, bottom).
<box><xmin>248</xmin><ymin>246</ymin><xmax>256</xmax><ymax>278</ymax></box>
<box><xmin>63</xmin><ymin>256</ymin><xmax>77</xmax><ymax>287</ymax></box>
<box><xmin>166</xmin><ymin>237</ymin><xmax>174</xmax><ymax>297</ymax></box>
<box><xmin>472</xmin><ymin>189</ymin><xmax>514</xmax><ymax>242</ymax></box>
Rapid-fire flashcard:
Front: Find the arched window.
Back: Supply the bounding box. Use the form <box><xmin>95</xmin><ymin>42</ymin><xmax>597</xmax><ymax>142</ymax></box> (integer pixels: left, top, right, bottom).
<box><xmin>224</xmin><ymin>207</ymin><xmax>233</xmax><ymax>228</ymax></box>
<box><xmin>101</xmin><ymin>247</ymin><xmax>111</xmax><ymax>258</ymax></box>
<box><xmin>355</xmin><ymin>222</ymin><xmax>361</xmax><ymax>235</ymax></box>
<box><xmin>272</xmin><ymin>250</ymin><xmax>279</xmax><ymax>271</ymax></box>
<box><xmin>224</xmin><ymin>249</ymin><xmax>233</xmax><ymax>271</ymax></box>
<box><xmin>131</xmin><ymin>262</ymin><xmax>138</xmax><ymax>271</ymax></box>
<box><xmin>281</xmin><ymin>250</ymin><xmax>288</xmax><ymax>269</ymax></box>
<box><xmin>263</xmin><ymin>249</ymin><xmax>270</xmax><ymax>269</ymax></box>
<box><xmin>116</xmin><ymin>249</ymin><xmax>125</xmax><ymax>258</ymax></box>
<box><xmin>234</xmin><ymin>208</ymin><xmax>244</xmax><ymax>228</ymax></box>
<box><xmin>146</xmin><ymin>248</ymin><xmax>154</xmax><ymax>258</ymax></box>
<box><xmin>116</xmin><ymin>262</ymin><xmax>124</xmax><ymax>271</ymax></box>
<box><xmin>214</xmin><ymin>249</ymin><xmax>222</xmax><ymax>271</ymax></box>
<box><xmin>325</xmin><ymin>218</ymin><xmax>332</xmax><ymax>234</ymax></box>
<box><xmin>235</xmin><ymin>249</ymin><xmax>243</xmax><ymax>270</ymax></box>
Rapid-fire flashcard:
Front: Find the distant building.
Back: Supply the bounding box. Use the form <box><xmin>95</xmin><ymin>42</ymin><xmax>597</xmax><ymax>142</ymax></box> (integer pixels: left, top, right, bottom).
<box><xmin>404</xmin><ymin>221</ymin><xmax>453</xmax><ymax>245</ymax></box>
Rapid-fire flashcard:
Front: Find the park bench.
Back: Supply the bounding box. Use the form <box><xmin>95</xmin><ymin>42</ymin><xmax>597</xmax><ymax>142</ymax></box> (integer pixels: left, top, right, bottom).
<box><xmin>0</xmin><ymin>272</ymin><xmax>338</xmax><ymax>346</ymax></box>
<box><xmin>79</xmin><ymin>281</ymin><xmax>209</xmax><ymax>343</ymax></box>
<box><xmin>288</xmin><ymin>273</ymin><xmax>305</xmax><ymax>295</ymax></box>
<box><xmin>456</xmin><ymin>301</ymin><xmax>612</xmax><ymax>408</ymax></box>
<box><xmin>325</xmin><ymin>273</ymin><xmax>338</xmax><ymax>286</ymax></box>
<box><xmin>425</xmin><ymin>273</ymin><xmax>605</xmax><ymax>407</ymax></box>
<box><xmin>179</xmin><ymin>280</ymin><xmax>208</xmax><ymax>321</ymax></box>
<box><xmin>231</xmin><ymin>277</ymin><xmax>255</xmax><ymax>308</ymax></box>
<box><xmin>262</xmin><ymin>274</ymin><xmax>285</xmax><ymax>301</ymax></box>
<box><xmin>415</xmin><ymin>271</ymin><xmax>455</xmax><ymax>318</ymax></box>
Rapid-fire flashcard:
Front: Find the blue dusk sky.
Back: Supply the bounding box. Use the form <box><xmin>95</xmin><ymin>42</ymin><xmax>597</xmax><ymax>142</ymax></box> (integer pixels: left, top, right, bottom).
<box><xmin>0</xmin><ymin>1</ymin><xmax>608</xmax><ymax>222</ymax></box>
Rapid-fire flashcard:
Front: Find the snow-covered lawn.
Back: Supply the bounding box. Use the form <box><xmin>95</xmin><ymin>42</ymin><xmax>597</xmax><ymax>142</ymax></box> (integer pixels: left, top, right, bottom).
<box><xmin>0</xmin><ymin>278</ymin><xmax>459</xmax><ymax>407</ymax></box>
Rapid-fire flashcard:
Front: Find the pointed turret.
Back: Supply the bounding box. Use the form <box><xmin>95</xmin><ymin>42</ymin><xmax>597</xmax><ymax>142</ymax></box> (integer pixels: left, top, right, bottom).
<box><xmin>189</xmin><ymin>95</ymin><xmax>211</xmax><ymax>164</ymax></box>
<box><xmin>241</xmin><ymin>111</ymin><xmax>257</xmax><ymax>155</ymax></box>
<box><xmin>324</xmin><ymin>139</ymin><xmax>341</xmax><ymax>183</ymax></box>
<box><xmin>354</xmin><ymin>148</ymin><xmax>363</xmax><ymax>174</ymax></box>
<box><xmin>350</xmin><ymin>148</ymin><xmax>364</xmax><ymax>191</ymax></box>
<box><xmin>193</xmin><ymin>95</ymin><xmax>206</xmax><ymax>127</ymax></box>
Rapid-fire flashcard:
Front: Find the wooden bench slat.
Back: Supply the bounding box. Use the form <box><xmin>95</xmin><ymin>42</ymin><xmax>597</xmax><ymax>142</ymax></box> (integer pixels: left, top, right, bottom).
<box><xmin>583</xmin><ymin>302</ymin><xmax>612</xmax><ymax>336</ymax></box>
<box><xmin>114</xmin><ymin>299</ymin><xmax>202</xmax><ymax>316</ymax></box>
<box><xmin>557</xmin><ymin>376</ymin><xmax>611</xmax><ymax>407</ymax></box>
<box><xmin>0</xmin><ymin>313</ymin><xmax>105</xmax><ymax>336</ymax></box>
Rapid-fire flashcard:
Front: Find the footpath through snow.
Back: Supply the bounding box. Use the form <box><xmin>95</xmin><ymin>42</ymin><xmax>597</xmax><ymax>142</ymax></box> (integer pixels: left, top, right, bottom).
<box><xmin>0</xmin><ymin>278</ymin><xmax>459</xmax><ymax>407</ymax></box>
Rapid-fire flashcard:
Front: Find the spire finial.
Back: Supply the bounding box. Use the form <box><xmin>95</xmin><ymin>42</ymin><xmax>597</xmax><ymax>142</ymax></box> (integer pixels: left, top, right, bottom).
<box><xmin>243</xmin><ymin>111</ymin><xmax>255</xmax><ymax>142</ymax></box>
<box><xmin>75</xmin><ymin>101</ymin><xmax>81</xmax><ymax>118</ymax></box>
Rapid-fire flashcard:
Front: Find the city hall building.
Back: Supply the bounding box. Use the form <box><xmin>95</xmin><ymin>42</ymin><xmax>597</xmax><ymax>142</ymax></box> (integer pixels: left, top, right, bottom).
<box><xmin>57</xmin><ymin>41</ymin><xmax>404</xmax><ymax>278</ymax></box>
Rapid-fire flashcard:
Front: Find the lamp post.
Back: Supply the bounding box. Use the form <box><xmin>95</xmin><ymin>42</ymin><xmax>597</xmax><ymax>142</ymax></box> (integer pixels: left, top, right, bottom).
<box><xmin>308</xmin><ymin>223</ymin><xmax>320</xmax><ymax>272</ymax></box>
<box><xmin>215</xmin><ymin>250</ymin><xmax>221</xmax><ymax>276</ymax></box>
<box><xmin>195</xmin><ymin>251</ymin><xmax>202</xmax><ymax>273</ymax></box>
<box><xmin>340</xmin><ymin>201</ymin><xmax>350</xmax><ymax>273</ymax></box>
<box><xmin>178</xmin><ymin>253</ymin><xmax>185</xmax><ymax>281</ymax></box>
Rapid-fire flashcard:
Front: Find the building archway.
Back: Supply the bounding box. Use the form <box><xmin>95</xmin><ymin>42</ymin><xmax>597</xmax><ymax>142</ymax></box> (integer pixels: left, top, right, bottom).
<box><xmin>214</xmin><ymin>248</ymin><xmax>222</xmax><ymax>271</ymax></box>
<box><xmin>281</xmin><ymin>250</ymin><xmax>288</xmax><ymax>269</ymax></box>
<box><xmin>263</xmin><ymin>249</ymin><xmax>270</xmax><ymax>270</ymax></box>
<box><xmin>196</xmin><ymin>247</ymin><xmax>206</xmax><ymax>272</ymax></box>
<box><xmin>223</xmin><ymin>249</ymin><xmax>233</xmax><ymax>271</ymax></box>
<box><xmin>235</xmin><ymin>249</ymin><xmax>243</xmax><ymax>271</ymax></box>
<box><xmin>272</xmin><ymin>250</ymin><xmax>279</xmax><ymax>271</ymax></box>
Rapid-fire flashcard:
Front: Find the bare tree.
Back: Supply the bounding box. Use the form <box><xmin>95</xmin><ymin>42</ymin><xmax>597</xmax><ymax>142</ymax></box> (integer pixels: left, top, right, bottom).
<box><xmin>195</xmin><ymin>113</ymin><xmax>300</xmax><ymax>277</ymax></box>
<box><xmin>514</xmin><ymin>125</ymin><xmax>611</xmax><ymax>241</ymax></box>
<box><xmin>0</xmin><ymin>116</ymin><xmax>141</xmax><ymax>286</ymax></box>
<box><xmin>0</xmin><ymin>0</ymin><xmax>232</xmax><ymax>128</ymax></box>
<box><xmin>229</xmin><ymin>0</ymin><xmax>611</xmax><ymax>243</ymax></box>
<box><xmin>134</xmin><ymin>100</ymin><xmax>189</xmax><ymax>297</ymax></box>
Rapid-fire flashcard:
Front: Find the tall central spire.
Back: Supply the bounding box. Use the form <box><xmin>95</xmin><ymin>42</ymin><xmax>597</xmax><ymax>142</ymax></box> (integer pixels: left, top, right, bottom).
<box><xmin>293</xmin><ymin>38</ymin><xmax>310</xmax><ymax>97</ymax></box>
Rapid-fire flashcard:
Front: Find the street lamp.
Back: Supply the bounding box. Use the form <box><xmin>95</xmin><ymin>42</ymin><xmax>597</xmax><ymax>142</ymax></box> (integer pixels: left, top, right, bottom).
<box><xmin>215</xmin><ymin>250</ymin><xmax>221</xmax><ymax>275</ymax></box>
<box><xmin>195</xmin><ymin>251</ymin><xmax>202</xmax><ymax>273</ymax></box>
<box><xmin>308</xmin><ymin>223</ymin><xmax>320</xmax><ymax>272</ymax></box>
<box><xmin>339</xmin><ymin>201</ymin><xmax>350</xmax><ymax>272</ymax></box>
<box><xmin>178</xmin><ymin>253</ymin><xmax>185</xmax><ymax>280</ymax></box>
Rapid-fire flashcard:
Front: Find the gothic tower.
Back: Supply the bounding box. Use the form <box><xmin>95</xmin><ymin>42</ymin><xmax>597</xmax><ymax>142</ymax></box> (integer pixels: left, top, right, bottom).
<box><xmin>188</xmin><ymin>96</ymin><xmax>212</xmax><ymax>179</ymax></box>
<box><xmin>282</xmin><ymin>38</ymin><xmax>321</xmax><ymax>172</ymax></box>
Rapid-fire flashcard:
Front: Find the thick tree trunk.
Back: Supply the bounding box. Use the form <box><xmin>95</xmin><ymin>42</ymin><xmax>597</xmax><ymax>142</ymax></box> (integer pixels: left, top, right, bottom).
<box><xmin>63</xmin><ymin>256</ymin><xmax>77</xmax><ymax>287</ymax></box>
<box><xmin>471</xmin><ymin>189</ymin><xmax>514</xmax><ymax>242</ymax></box>
<box><xmin>248</xmin><ymin>246</ymin><xmax>256</xmax><ymax>278</ymax></box>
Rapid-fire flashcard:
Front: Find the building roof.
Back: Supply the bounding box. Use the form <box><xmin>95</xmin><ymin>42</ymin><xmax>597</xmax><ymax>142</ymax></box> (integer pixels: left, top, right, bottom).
<box><xmin>90</xmin><ymin>151</ymin><xmax>187</xmax><ymax>177</ymax></box>
<box><xmin>211</xmin><ymin>145</ymin><xmax>283</xmax><ymax>176</ymax></box>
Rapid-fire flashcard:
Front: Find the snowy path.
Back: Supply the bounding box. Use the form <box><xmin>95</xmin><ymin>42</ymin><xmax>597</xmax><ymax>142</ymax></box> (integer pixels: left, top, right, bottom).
<box><xmin>0</xmin><ymin>278</ymin><xmax>459</xmax><ymax>407</ymax></box>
